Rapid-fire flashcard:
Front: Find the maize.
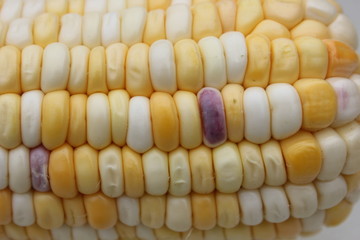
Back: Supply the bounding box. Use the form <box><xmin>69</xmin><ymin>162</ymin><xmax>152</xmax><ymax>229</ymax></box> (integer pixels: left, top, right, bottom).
<box><xmin>0</xmin><ymin>0</ymin><xmax>359</xmax><ymax>239</ymax></box>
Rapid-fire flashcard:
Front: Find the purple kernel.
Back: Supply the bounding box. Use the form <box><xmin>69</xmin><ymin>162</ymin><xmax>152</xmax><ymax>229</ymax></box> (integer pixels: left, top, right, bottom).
<box><xmin>30</xmin><ymin>145</ymin><xmax>50</xmax><ymax>192</ymax></box>
<box><xmin>198</xmin><ymin>87</ymin><xmax>227</xmax><ymax>147</ymax></box>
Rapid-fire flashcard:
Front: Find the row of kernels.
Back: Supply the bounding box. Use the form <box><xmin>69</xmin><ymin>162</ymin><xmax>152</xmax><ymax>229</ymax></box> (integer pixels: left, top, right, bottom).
<box><xmin>1</xmin><ymin>0</ymin><xmax>357</xmax><ymax>48</ymax></box>
<box><xmin>0</xmin><ymin>13</ymin><xmax>337</xmax><ymax>49</ymax></box>
<box><xmin>2</xmin><ymin>73</ymin><xmax>360</xmax><ymax>150</ymax></box>
<box><xmin>1</xmin><ymin>35</ymin><xmax>358</xmax><ymax>96</ymax></box>
<box><xmin>0</xmin><ymin>85</ymin><xmax>347</xmax><ymax>151</ymax></box>
<box><xmin>0</xmin><ymin>0</ymin><xmax>171</xmax><ymax>22</ymax></box>
<box><xmin>1</xmin><ymin>120</ymin><xmax>359</xmax><ymax>198</ymax></box>
<box><xmin>0</xmin><ymin>87</ymin><xmax>305</xmax><ymax>149</ymax></box>
<box><xmin>1</xmin><ymin>4</ymin><xmax>215</xmax><ymax>48</ymax></box>
<box><xmin>0</xmin><ymin>206</ymin><xmax>355</xmax><ymax>240</ymax></box>
<box><xmin>0</xmin><ymin>142</ymin><xmax>280</xmax><ymax>197</ymax></box>
<box><xmin>0</xmin><ymin>221</ymin><xmax>301</xmax><ymax>240</ymax></box>
<box><xmin>0</xmin><ymin>175</ymin><xmax>353</xmax><ymax>232</ymax></box>
<box><xmin>0</xmin><ymin>0</ymin><xmax>342</xmax><ymax>23</ymax></box>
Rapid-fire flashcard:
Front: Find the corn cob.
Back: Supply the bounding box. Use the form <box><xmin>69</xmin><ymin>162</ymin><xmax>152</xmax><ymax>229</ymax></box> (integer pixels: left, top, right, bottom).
<box><xmin>0</xmin><ymin>0</ymin><xmax>360</xmax><ymax>240</ymax></box>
